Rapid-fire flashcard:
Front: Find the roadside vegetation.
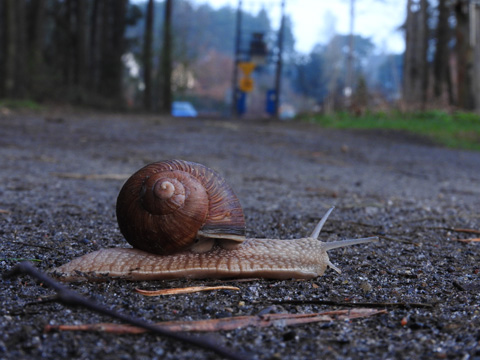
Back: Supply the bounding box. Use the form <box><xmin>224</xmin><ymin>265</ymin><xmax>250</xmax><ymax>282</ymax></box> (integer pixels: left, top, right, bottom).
<box><xmin>304</xmin><ymin>111</ymin><xmax>480</xmax><ymax>151</ymax></box>
<box><xmin>0</xmin><ymin>99</ymin><xmax>43</xmax><ymax>111</ymax></box>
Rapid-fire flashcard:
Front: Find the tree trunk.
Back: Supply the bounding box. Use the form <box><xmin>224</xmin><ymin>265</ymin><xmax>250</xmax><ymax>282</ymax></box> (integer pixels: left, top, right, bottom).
<box><xmin>403</xmin><ymin>0</ymin><xmax>428</xmax><ymax>110</ymax></box>
<box><xmin>64</xmin><ymin>0</ymin><xmax>73</xmax><ymax>93</ymax></box>
<box><xmin>111</xmin><ymin>0</ymin><xmax>127</xmax><ymax>101</ymax></box>
<box><xmin>89</xmin><ymin>0</ymin><xmax>101</xmax><ymax>91</ymax></box>
<box><xmin>143</xmin><ymin>0</ymin><xmax>154</xmax><ymax>111</ymax></box>
<box><xmin>99</xmin><ymin>0</ymin><xmax>127</xmax><ymax>102</ymax></box>
<box><xmin>14</xmin><ymin>0</ymin><xmax>27</xmax><ymax>98</ymax></box>
<box><xmin>0</xmin><ymin>2</ymin><xmax>3</xmax><ymax>97</ymax></box>
<box><xmin>75</xmin><ymin>0</ymin><xmax>87</xmax><ymax>90</ymax></box>
<box><xmin>99</xmin><ymin>0</ymin><xmax>109</xmax><ymax>96</ymax></box>
<box><xmin>403</xmin><ymin>0</ymin><xmax>415</xmax><ymax>107</ymax></box>
<box><xmin>454</xmin><ymin>0</ymin><xmax>474</xmax><ymax>109</ymax></box>
<box><xmin>1</xmin><ymin>0</ymin><xmax>16</xmax><ymax>97</ymax></box>
<box><xmin>28</xmin><ymin>0</ymin><xmax>46</xmax><ymax>99</ymax></box>
<box><xmin>433</xmin><ymin>0</ymin><xmax>450</xmax><ymax>102</ymax></box>
<box><xmin>160</xmin><ymin>0</ymin><xmax>173</xmax><ymax>113</ymax></box>
<box><xmin>1</xmin><ymin>0</ymin><xmax>28</xmax><ymax>98</ymax></box>
<box><xmin>472</xmin><ymin>3</ymin><xmax>480</xmax><ymax>113</ymax></box>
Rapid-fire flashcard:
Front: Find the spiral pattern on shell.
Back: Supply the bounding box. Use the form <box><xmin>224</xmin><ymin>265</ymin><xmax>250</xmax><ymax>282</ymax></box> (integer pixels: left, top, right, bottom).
<box><xmin>116</xmin><ymin>159</ymin><xmax>246</xmax><ymax>255</ymax></box>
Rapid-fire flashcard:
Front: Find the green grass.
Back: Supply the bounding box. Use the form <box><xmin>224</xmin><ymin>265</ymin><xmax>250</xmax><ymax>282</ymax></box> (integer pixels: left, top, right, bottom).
<box><xmin>0</xmin><ymin>98</ymin><xmax>43</xmax><ymax>111</ymax></box>
<box><xmin>303</xmin><ymin>110</ymin><xmax>480</xmax><ymax>151</ymax></box>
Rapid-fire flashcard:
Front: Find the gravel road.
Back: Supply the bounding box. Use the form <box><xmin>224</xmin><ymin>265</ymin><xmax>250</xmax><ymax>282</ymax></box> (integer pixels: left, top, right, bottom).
<box><xmin>1</xmin><ymin>111</ymin><xmax>479</xmax><ymax>359</ymax></box>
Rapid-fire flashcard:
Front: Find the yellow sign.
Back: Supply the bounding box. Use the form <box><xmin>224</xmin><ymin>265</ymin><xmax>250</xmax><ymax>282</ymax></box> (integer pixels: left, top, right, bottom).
<box><xmin>238</xmin><ymin>62</ymin><xmax>256</xmax><ymax>76</ymax></box>
<box><xmin>239</xmin><ymin>77</ymin><xmax>254</xmax><ymax>92</ymax></box>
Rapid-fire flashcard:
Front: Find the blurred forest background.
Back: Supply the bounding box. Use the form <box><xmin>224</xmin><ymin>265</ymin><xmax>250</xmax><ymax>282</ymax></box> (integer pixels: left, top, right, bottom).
<box><xmin>0</xmin><ymin>0</ymin><xmax>479</xmax><ymax>117</ymax></box>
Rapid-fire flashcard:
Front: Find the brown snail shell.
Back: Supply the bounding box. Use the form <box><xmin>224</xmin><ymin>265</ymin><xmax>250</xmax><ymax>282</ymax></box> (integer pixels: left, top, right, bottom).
<box><xmin>116</xmin><ymin>159</ymin><xmax>246</xmax><ymax>255</ymax></box>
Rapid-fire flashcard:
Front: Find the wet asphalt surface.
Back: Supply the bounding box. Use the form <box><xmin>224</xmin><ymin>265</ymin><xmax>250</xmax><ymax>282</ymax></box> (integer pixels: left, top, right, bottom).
<box><xmin>0</xmin><ymin>111</ymin><xmax>479</xmax><ymax>359</ymax></box>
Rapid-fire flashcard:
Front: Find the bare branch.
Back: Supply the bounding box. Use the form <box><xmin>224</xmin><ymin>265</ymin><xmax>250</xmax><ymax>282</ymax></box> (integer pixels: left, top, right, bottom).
<box><xmin>3</xmin><ymin>262</ymin><xmax>250</xmax><ymax>360</ymax></box>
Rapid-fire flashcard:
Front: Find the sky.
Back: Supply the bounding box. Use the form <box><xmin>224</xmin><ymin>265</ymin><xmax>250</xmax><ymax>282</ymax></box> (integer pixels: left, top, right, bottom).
<box><xmin>192</xmin><ymin>0</ymin><xmax>407</xmax><ymax>54</ymax></box>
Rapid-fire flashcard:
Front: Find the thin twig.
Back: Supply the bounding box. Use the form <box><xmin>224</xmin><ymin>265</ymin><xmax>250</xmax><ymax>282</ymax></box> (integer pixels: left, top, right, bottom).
<box><xmin>449</xmin><ymin>228</ymin><xmax>480</xmax><ymax>234</ymax></box>
<box><xmin>44</xmin><ymin>309</ymin><xmax>387</xmax><ymax>334</ymax></box>
<box><xmin>452</xmin><ymin>238</ymin><xmax>480</xmax><ymax>243</ymax></box>
<box><xmin>379</xmin><ymin>235</ymin><xmax>420</xmax><ymax>245</ymax></box>
<box><xmin>425</xmin><ymin>226</ymin><xmax>480</xmax><ymax>234</ymax></box>
<box><xmin>217</xmin><ymin>278</ymin><xmax>261</xmax><ymax>283</ymax></box>
<box><xmin>3</xmin><ymin>262</ymin><xmax>250</xmax><ymax>360</ymax></box>
<box><xmin>52</xmin><ymin>172</ymin><xmax>129</xmax><ymax>180</ymax></box>
<box><xmin>13</xmin><ymin>241</ymin><xmax>57</xmax><ymax>250</ymax></box>
<box><xmin>267</xmin><ymin>299</ymin><xmax>434</xmax><ymax>309</ymax></box>
<box><xmin>344</xmin><ymin>220</ymin><xmax>382</xmax><ymax>228</ymax></box>
<box><xmin>0</xmin><ymin>258</ymin><xmax>42</xmax><ymax>262</ymax></box>
<box><xmin>135</xmin><ymin>286</ymin><xmax>240</xmax><ymax>296</ymax></box>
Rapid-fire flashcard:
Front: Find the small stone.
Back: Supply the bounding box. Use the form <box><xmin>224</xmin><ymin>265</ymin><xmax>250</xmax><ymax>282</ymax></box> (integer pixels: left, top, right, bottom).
<box><xmin>360</xmin><ymin>281</ymin><xmax>372</xmax><ymax>293</ymax></box>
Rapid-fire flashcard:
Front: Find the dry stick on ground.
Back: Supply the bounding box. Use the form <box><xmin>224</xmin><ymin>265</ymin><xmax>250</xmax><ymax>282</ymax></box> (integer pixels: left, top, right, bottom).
<box><xmin>1</xmin><ymin>258</ymin><xmax>42</xmax><ymax>262</ymax></box>
<box><xmin>135</xmin><ymin>286</ymin><xmax>240</xmax><ymax>296</ymax></box>
<box><xmin>449</xmin><ymin>228</ymin><xmax>480</xmax><ymax>234</ymax></box>
<box><xmin>379</xmin><ymin>235</ymin><xmax>420</xmax><ymax>245</ymax></box>
<box><xmin>14</xmin><ymin>241</ymin><xmax>57</xmax><ymax>250</ymax></box>
<box><xmin>267</xmin><ymin>299</ymin><xmax>434</xmax><ymax>309</ymax></box>
<box><xmin>45</xmin><ymin>309</ymin><xmax>387</xmax><ymax>334</ymax></box>
<box><xmin>3</xmin><ymin>262</ymin><xmax>250</xmax><ymax>360</ymax></box>
<box><xmin>52</xmin><ymin>173</ymin><xmax>129</xmax><ymax>181</ymax></box>
<box><xmin>453</xmin><ymin>238</ymin><xmax>480</xmax><ymax>243</ymax></box>
<box><xmin>425</xmin><ymin>226</ymin><xmax>480</xmax><ymax>234</ymax></box>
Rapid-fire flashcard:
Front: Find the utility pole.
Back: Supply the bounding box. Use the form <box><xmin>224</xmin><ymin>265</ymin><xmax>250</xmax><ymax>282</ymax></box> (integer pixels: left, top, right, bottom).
<box><xmin>273</xmin><ymin>0</ymin><xmax>285</xmax><ymax>118</ymax></box>
<box><xmin>231</xmin><ymin>0</ymin><xmax>243</xmax><ymax>117</ymax></box>
<box><xmin>143</xmin><ymin>0</ymin><xmax>154</xmax><ymax>111</ymax></box>
<box><xmin>471</xmin><ymin>1</ymin><xmax>480</xmax><ymax>112</ymax></box>
<box><xmin>345</xmin><ymin>0</ymin><xmax>355</xmax><ymax>109</ymax></box>
<box><xmin>161</xmin><ymin>0</ymin><xmax>172</xmax><ymax>114</ymax></box>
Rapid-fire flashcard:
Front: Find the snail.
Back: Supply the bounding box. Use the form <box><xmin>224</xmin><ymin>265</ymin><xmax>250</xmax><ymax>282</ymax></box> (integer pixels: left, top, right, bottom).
<box><xmin>52</xmin><ymin>159</ymin><xmax>378</xmax><ymax>281</ymax></box>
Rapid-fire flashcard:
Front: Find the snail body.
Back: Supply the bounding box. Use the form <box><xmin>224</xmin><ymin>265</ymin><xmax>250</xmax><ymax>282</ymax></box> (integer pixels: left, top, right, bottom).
<box><xmin>52</xmin><ymin>160</ymin><xmax>377</xmax><ymax>281</ymax></box>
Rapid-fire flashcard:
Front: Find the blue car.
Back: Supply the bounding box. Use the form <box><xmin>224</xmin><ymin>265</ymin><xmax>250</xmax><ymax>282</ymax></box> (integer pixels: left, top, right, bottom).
<box><xmin>171</xmin><ymin>101</ymin><xmax>198</xmax><ymax>117</ymax></box>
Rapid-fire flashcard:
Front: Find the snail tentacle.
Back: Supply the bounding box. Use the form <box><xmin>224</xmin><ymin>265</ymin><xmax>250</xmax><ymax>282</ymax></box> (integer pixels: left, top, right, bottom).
<box><xmin>310</xmin><ymin>206</ymin><xmax>335</xmax><ymax>239</ymax></box>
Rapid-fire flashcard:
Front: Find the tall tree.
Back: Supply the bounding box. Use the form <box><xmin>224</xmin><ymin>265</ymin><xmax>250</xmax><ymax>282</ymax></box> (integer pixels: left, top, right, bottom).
<box><xmin>433</xmin><ymin>0</ymin><xmax>451</xmax><ymax>102</ymax></box>
<box><xmin>99</xmin><ymin>0</ymin><xmax>128</xmax><ymax>102</ymax></box>
<box><xmin>15</xmin><ymin>0</ymin><xmax>27</xmax><ymax>98</ymax></box>
<box><xmin>0</xmin><ymin>2</ymin><xmax>2</xmax><ymax>97</ymax></box>
<box><xmin>403</xmin><ymin>0</ymin><xmax>429</xmax><ymax>110</ymax></box>
<box><xmin>474</xmin><ymin>3</ymin><xmax>480</xmax><ymax>113</ymax></box>
<box><xmin>160</xmin><ymin>0</ymin><xmax>172</xmax><ymax>113</ymax></box>
<box><xmin>1</xmin><ymin>0</ymin><xmax>28</xmax><ymax>98</ymax></box>
<box><xmin>63</xmin><ymin>0</ymin><xmax>74</xmax><ymax>92</ymax></box>
<box><xmin>75</xmin><ymin>0</ymin><xmax>87</xmax><ymax>90</ymax></box>
<box><xmin>1</xmin><ymin>0</ymin><xmax>15</xmax><ymax>97</ymax></box>
<box><xmin>454</xmin><ymin>0</ymin><xmax>474</xmax><ymax>109</ymax></box>
<box><xmin>27</xmin><ymin>0</ymin><xmax>46</xmax><ymax>98</ymax></box>
<box><xmin>143</xmin><ymin>0</ymin><xmax>154</xmax><ymax>111</ymax></box>
<box><xmin>89</xmin><ymin>0</ymin><xmax>101</xmax><ymax>91</ymax></box>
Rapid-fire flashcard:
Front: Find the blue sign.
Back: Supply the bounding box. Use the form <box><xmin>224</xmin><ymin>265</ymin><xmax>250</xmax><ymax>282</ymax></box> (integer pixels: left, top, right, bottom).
<box><xmin>236</xmin><ymin>90</ymin><xmax>246</xmax><ymax>115</ymax></box>
<box><xmin>266</xmin><ymin>89</ymin><xmax>276</xmax><ymax>115</ymax></box>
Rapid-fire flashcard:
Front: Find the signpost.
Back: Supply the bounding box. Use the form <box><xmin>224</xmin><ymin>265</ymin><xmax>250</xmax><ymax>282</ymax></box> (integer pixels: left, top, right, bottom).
<box><xmin>238</xmin><ymin>62</ymin><xmax>256</xmax><ymax>93</ymax></box>
<box><xmin>231</xmin><ymin>0</ymin><xmax>274</xmax><ymax>117</ymax></box>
